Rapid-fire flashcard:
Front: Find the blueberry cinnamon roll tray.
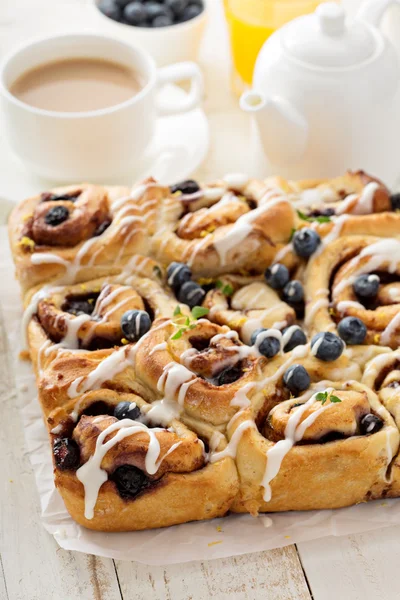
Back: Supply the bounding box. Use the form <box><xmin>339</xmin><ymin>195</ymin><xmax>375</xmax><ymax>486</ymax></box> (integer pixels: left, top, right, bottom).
<box><xmin>8</xmin><ymin>170</ymin><xmax>400</xmax><ymax>531</ymax></box>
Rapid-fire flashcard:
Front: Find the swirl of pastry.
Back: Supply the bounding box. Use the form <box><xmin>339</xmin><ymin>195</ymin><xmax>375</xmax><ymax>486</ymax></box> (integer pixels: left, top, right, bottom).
<box><xmin>151</xmin><ymin>175</ymin><xmax>296</xmax><ymax>276</ymax></box>
<box><xmin>203</xmin><ymin>274</ymin><xmax>296</xmax><ymax>343</ymax></box>
<box><xmin>305</xmin><ymin>236</ymin><xmax>400</xmax><ymax>351</ymax></box>
<box><xmin>133</xmin><ymin>316</ymin><xmax>269</xmax><ymax>427</ymax></box>
<box><xmin>47</xmin><ymin>389</ymin><xmax>238</xmax><ymax>531</ymax></box>
<box><xmin>25</xmin><ymin>264</ymin><xmax>178</xmax><ymax>415</ymax></box>
<box><xmin>220</xmin><ymin>379</ymin><xmax>398</xmax><ymax>515</ymax></box>
<box><xmin>8</xmin><ymin>180</ymin><xmax>162</xmax><ymax>294</ymax></box>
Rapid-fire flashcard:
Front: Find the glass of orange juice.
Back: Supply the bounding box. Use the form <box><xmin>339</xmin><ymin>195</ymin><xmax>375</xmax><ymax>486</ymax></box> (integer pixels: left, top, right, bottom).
<box><xmin>224</xmin><ymin>0</ymin><xmax>331</xmax><ymax>95</ymax></box>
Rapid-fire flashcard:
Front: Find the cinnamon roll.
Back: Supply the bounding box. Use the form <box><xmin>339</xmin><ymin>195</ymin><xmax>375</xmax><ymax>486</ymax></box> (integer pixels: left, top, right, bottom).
<box><xmin>47</xmin><ymin>390</ymin><xmax>239</xmax><ymax>531</ymax></box>
<box><xmin>305</xmin><ymin>236</ymin><xmax>400</xmax><ymax>353</ymax></box>
<box><xmin>8</xmin><ymin>180</ymin><xmax>163</xmax><ymax>294</ymax></box>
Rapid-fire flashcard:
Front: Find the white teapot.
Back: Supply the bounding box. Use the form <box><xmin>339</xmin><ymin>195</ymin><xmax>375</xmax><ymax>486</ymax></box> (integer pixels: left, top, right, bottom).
<box><xmin>240</xmin><ymin>0</ymin><xmax>400</xmax><ymax>185</ymax></box>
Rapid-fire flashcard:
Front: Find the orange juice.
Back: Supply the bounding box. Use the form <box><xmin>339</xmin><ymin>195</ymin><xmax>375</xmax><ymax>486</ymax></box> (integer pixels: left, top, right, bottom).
<box><xmin>224</xmin><ymin>0</ymin><xmax>329</xmax><ymax>95</ymax></box>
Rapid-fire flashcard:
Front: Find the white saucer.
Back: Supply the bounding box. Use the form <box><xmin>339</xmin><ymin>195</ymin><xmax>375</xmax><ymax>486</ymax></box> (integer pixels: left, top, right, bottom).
<box><xmin>0</xmin><ymin>83</ymin><xmax>209</xmax><ymax>219</ymax></box>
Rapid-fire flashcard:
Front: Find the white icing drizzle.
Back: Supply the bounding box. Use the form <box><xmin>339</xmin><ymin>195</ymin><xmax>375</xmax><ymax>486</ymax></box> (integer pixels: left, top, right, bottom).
<box><xmin>311</xmin><ymin>336</ymin><xmax>324</xmax><ymax>357</ymax></box>
<box><xmin>380</xmin><ymin>311</ymin><xmax>400</xmax><ymax>345</ymax></box>
<box><xmin>261</xmin><ymin>388</ymin><xmax>335</xmax><ymax>501</ymax></box>
<box><xmin>51</xmin><ymin>424</ymin><xmax>63</xmax><ymax>434</ymax></box>
<box><xmin>336</xmin><ymin>300</ymin><xmax>365</xmax><ymax>313</ymax></box>
<box><xmin>305</xmin><ymin>296</ymin><xmax>329</xmax><ymax>327</ymax></box>
<box><xmin>230</xmin><ymin>382</ymin><xmax>255</xmax><ymax>408</ymax></box>
<box><xmin>76</xmin><ymin>418</ymin><xmax>181</xmax><ymax>519</ymax></box>
<box><xmin>67</xmin><ymin>346</ymin><xmax>135</xmax><ymax>398</ymax></box>
<box><xmin>149</xmin><ymin>342</ymin><xmax>168</xmax><ymax>356</ymax></box>
<box><xmin>222</xmin><ymin>173</ymin><xmax>249</xmax><ymax>190</ymax></box>
<box><xmin>209</xmin><ymin>420</ymin><xmax>256</xmax><ymax>463</ymax></box>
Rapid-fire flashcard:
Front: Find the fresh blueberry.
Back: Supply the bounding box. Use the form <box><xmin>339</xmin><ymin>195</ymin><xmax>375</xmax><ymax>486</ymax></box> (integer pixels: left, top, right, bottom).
<box><xmin>170</xmin><ymin>179</ymin><xmax>200</xmax><ymax>194</ymax></box>
<box><xmin>390</xmin><ymin>193</ymin><xmax>400</xmax><ymax>211</ymax></box>
<box><xmin>307</xmin><ymin>207</ymin><xmax>335</xmax><ymax>218</ymax></box>
<box><xmin>353</xmin><ymin>274</ymin><xmax>380</xmax><ymax>299</ymax></box>
<box><xmin>165</xmin><ymin>0</ymin><xmax>188</xmax><ymax>17</ymax></box>
<box><xmin>213</xmin><ymin>365</ymin><xmax>242</xmax><ymax>386</ymax></box>
<box><xmin>98</xmin><ymin>0</ymin><xmax>122</xmax><ymax>21</ymax></box>
<box><xmin>177</xmin><ymin>281</ymin><xmax>205</xmax><ymax>309</ymax></box>
<box><xmin>292</xmin><ymin>228</ymin><xmax>321</xmax><ymax>258</ymax></box>
<box><xmin>44</xmin><ymin>206</ymin><xmax>69</xmax><ymax>226</ymax></box>
<box><xmin>114</xmin><ymin>401</ymin><xmax>141</xmax><ymax>421</ymax></box>
<box><xmin>180</xmin><ymin>2</ymin><xmax>203</xmax><ymax>21</ymax></box>
<box><xmin>93</xmin><ymin>219</ymin><xmax>111</xmax><ymax>237</ymax></box>
<box><xmin>152</xmin><ymin>14</ymin><xmax>174</xmax><ymax>26</ymax></box>
<box><xmin>360</xmin><ymin>413</ymin><xmax>384</xmax><ymax>435</ymax></box>
<box><xmin>283</xmin><ymin>364</ymin><xmax>311</xmax><ymax>394</ymax></box>
<box><xmin>123</xmin><ymin>1</ymin><xmax>147</xmax><ymax>24</ymax></box>
<box><xmin>311</xmin><ymin>332</ymin><xmax>345</xmax><ymax>361</ymax></box>
<box><xmin>144</xmin><ymin>2</ymin><xmax>172</xmax><ymax>21</ymax></box>
<box><xmin>282</xmin><ymin>326</ymin><xmax>307</xmax><ymax>352</ymax></box>
<box><xmin>112</xmin><ymin>465</ymin><xmax>147</xmax><ymax>499</ymax></box>
<box><xmin>264</xmin><ymin>263</ymin><xmax>290</xmax><ymax>290</ymax></box>
<box><xmin>121</xmin><ymin>309</ymin><xmax>151</xmax><ymax>342</ymax></box>
<box><xmin>282</xmin><ymin>280</ymin><xmax>304</xmax><ymax>305</ymax></box>
<box><xmin>338</xmin><ymin>317</ymin><xmax>367</xmax><ymax>345</ymax></box>
<box><xmin>250</xmin><ymin>329</ymin><xmax>281</xmax><ymax>358</ymax></box>
<box><xmin>115</xmin><ymin>0</ymin><xmax>132</xmax><ymax>7</ymax></box>
<box><xmin>167</xmin><ymin>262</ymin><xmax>192</xmax><ymax>290</ymax></box>
<box><xmin>53</xmin><ymin>438</ymin><xmax>80</xmax><ymax>470</ymax></box>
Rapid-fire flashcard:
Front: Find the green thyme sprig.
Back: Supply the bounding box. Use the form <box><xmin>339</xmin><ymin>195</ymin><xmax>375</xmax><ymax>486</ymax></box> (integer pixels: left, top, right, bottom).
<box><xmin>216</xmin><ymin>280</ymin><xmax>234</xmax><ymax>297</ymax></box>
<box><xmin>315</xmin><ymin>390</ymin><xmax>342</xmax><ymax>405</ymax></box>
<box><xmin>297</xmin><ymin>209</ymin><xmax>332</xmax><ymax>224</ymax></box>
<box><xmin>171</xmin><ymin>306</ymin><xmax>209</xmax><ymax>340</ymax></box>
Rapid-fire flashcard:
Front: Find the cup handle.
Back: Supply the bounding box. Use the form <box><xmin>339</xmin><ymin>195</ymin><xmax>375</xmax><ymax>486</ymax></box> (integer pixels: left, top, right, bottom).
<box><xmin>156</xmin><ymin>62</ymin><xmax>203</xmax><ymax>116</ymax></box>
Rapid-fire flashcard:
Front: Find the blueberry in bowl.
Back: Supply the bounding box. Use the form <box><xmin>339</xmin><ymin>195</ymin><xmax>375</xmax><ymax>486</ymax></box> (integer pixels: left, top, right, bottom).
<box><xmin>97</xmin><ymin>0</ymin><xmax>205</xmax><ymax>27</ymax></box>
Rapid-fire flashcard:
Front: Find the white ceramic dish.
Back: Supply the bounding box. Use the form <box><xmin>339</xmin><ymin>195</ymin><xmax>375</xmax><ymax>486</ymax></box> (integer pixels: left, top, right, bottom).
<box><xmin>0</xmin><ymin>32</ymin><xmax>204</xmax><ymax>182</ymax></box>
<box><xmin>0</xmin><ymin>82</ymin><xmax>209</xmax><ymax>213</ymax></box>
<box><xmin>90</xmin><ymin>0</ymin><xmax>208</xmax><ymax>66</ymax></box>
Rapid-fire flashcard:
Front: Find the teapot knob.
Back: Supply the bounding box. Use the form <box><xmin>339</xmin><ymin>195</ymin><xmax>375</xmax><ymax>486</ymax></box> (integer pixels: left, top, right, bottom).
<box><xmin>316</xmin><ymin>2</ymin><xmax>346</xmax><ymax>36</ymax></box>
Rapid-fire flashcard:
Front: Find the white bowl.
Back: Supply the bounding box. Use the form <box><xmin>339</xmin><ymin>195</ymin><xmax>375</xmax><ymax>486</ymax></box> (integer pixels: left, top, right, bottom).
<box><xmin>90</xmin><ymin>1</ymin><xmax>208</xmax><ymax>66</ymax></box>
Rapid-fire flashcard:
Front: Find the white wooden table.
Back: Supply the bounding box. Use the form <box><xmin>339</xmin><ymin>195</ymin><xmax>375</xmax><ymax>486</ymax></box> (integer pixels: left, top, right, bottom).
<box><xmin>2</xmin><ymin>1</ymin><xmax>400</xmax><ymax>599</ymax></box>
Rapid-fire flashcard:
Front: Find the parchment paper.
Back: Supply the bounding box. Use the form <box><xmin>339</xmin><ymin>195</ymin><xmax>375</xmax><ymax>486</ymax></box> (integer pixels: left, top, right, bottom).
<box><xmin>2</xmin><ymin>228</ymin><xmax>400</xmax><ymax>564</ymax></box>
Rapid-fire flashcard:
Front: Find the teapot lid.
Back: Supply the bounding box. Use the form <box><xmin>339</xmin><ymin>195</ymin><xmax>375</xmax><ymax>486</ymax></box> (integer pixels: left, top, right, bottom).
<box><xmin>282</xmin><ymin>2</ymin><xmax>377</xmax><ymax>68</ymax></box>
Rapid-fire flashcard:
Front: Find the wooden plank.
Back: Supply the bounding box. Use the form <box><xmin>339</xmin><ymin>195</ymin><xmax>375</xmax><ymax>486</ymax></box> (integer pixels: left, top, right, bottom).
<box><xmin>115</xmin><ymin>545</ymin><xmax>311</xmax><ymax>600</ymax></box>
<box><xmin>297</xmin><ymin>526</ymin><xmax>400</xmax><ymax>600</ymax></box>
<box><xmin>0</xmin><ymin>300</ymin><xmax>122</xmax><ymax>600</ymax></box>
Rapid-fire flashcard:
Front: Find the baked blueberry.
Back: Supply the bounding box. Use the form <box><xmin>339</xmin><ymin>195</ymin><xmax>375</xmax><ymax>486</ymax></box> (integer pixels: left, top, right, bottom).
<box><xmin>264</xmin><ymin>263</ymin><xmax>290</xmax><ymax>290</ymax></box>
<box><xmin>123</xmin><ymin>1</ymin><xmax>147</xmax><ymax>24</ymax></box>
<box><xmin>390</xmin><ymin>192</ymin><xmax>400</xmax><ymax>211</ymax></box>
<box><xmin>360</xmin><ymin>413</ymin><xmax>384</xmax><ymax>435</ymax></box>
<box><xmin>112</xmin><ymin>465</ymin><xmax>147</xmax><ymax>499</ymax></box>
<box><xmin>93</xmin><ymin>219</ymin><xmax>111</xmax><ymax>236</ymax></box>
<box><xmin>250</xmin><ymin>329</ymin><xmax>281</xmax><ymax>358</ymax></box>
<box><xmin>311</xmin><ymin>332</ymin><xmax>345</xmax><ymax>361</ymax></box>
<box><xmin>353</xmin><ymin>274</ymin><xmax>380</xmax><ymax>299</ymax></box>
<box><xmin>44</xmin><ymin>206</ymin><xmax>69</xmax><ymax>226</ymax></box>
<box><xmin>180</xmin><ymin>2</ymin><xmax>203</xmax><ymax>20</ymax></box>
<box><xmin>338</xmin><ymin>316</ymin><xmax>367</xmax><ymax>345</ymax></box>
<box><xmin>41</xmin><ymin>191</ymin><xmax>81</xmax><ymax>202</ymax></box>
<box><xmin>53</xmin><ymin>438</ymin><xmax>80</xmax><ymax>470</ymax></box>
<box><xmin>121</xmin><ymin>309</ymin><xmax>151</xmax><ymax>342</ymax></box>
<box><xmin>177</xmin><ymin>281</ymin><xmax>205</xmax><ymax>308</ymax></box>
<box><xmin>214</xmin><ymin>365</ymin><xmax>242</xmax><ymax>385</ymax></box>
<box><xmin>65</xmin><ymin>299</ymin><xmax>94</xmax><ymax>316</ymax></box>
<box><xmin>98</xmin><ymin>0</ymin><xmax>122</xmax><ymax>21</ymax></box>
<box><xmin>114</xmin><ymin>401</ymin><xmax>141</xmax><ymax>421</ymax></box>
<box><xmin>282</xmin><ymin>326</ymin><xmax>307</xmax><ymax>352</ymax></box>
<box><xmin>282</xmin><ymin>280</ymin><xmax>304</xmax><ymax>304</ymax></box>
<box><xmin>283</xmin><ymin>364</ymin><xmax>311</xmax><ymax>394</ymax></box>
<box><xmin>292</xmin><ymin>228</ymin><xmax>321</xmax><ymax>258</ymax></box>
<box><xmin>170</xmin><ymin>179</ymin><xmax>200</xmax><ymax>194</ymax></box>
<box><xmin>167</xmin><ymin>262</ymin><xmax>192</xmax><ymax>290</ymax></box>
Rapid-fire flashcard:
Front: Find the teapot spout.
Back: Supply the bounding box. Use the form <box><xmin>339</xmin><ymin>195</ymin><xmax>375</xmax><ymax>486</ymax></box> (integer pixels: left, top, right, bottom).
<box><xmin>240</xmin><ymin>91</ymin><xmax>308</xmax><ymax>166</ymax></box>
<box><xmin>358</xmin><ymin>0</ymin><xmax>398</xmax><ymax>26</ymax></box>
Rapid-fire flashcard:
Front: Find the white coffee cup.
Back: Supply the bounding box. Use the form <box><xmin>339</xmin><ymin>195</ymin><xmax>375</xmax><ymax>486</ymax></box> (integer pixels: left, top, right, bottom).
<box><xmin>0</xmin><ymin>33</ymin><xmax>204</xmax><ymax>181</ymax></box>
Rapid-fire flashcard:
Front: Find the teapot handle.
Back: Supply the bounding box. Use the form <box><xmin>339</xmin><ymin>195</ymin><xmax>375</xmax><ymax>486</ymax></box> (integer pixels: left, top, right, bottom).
<box><xmin>358</xmin><ymin>0</ymin><xmax>400</xmax><ymax>26</ymax></box>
